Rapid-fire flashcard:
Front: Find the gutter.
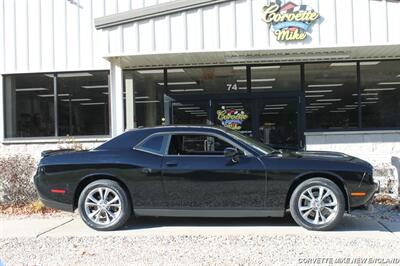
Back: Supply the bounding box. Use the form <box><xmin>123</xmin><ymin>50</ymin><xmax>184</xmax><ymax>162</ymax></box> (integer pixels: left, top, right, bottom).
<box><xmin>95</xmin><ymin>0</ymin><xmax>234</xmax><ymax>30</ymax></box>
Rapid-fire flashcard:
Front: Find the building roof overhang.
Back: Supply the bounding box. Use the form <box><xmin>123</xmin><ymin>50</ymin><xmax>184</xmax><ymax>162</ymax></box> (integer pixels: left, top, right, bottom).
<box><xmin>95</xmin><ymin>0</ymin><xmax>233</xmax><ymax>30</ymax></box>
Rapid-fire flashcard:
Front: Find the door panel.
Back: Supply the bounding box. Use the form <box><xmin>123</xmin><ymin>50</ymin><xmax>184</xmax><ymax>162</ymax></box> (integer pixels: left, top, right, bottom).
<box><xmin>162</xmin><ymin>133</ymin><xmax>266</xmax><ymax>209</ymax></box>
<box><xmin>162</xmin><ymin>155</ymin><xmax>266</xmax><ymax>209</ymax></box>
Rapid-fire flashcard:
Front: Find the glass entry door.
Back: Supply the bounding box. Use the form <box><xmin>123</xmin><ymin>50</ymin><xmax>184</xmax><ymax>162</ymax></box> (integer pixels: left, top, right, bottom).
<box><xmin>257</xmin><ymin>98</ymin><xmax>299</xmax><ymax>150</ymax></box>
<box><xmin>212</xmin><ymin>99</ymin><xmax>253</xmax><ymax>136</ymax></box>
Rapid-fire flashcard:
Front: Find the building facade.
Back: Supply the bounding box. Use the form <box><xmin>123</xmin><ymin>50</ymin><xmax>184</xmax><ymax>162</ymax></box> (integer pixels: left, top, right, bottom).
<box><xmin>1</xmin><ymin>0</ymin><xmax>400</xmax><ymax>177</ymax></box>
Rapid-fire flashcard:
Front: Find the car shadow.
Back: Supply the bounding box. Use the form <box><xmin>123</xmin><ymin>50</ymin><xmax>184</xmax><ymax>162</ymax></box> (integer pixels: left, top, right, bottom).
<box><xmin>117</xmin><ymin>213</ymin><xmax>399</xmax><ymax>233</ymax></box>
<box><xmin>122</xmin><ymin>214</ymin><xmax>297</xmax><ymax>230</ymax></box>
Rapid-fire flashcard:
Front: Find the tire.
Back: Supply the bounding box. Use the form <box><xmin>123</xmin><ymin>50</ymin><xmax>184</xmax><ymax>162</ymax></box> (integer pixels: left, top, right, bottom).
<box><xmin>78</xmin><ymin>179</ymin><xmax>131</xmax><ymax>231</ymax></box>
<box><xmin>289</xmin><ymin>178</ymin><xmax>345</xmax><ymax>231</ymax></box>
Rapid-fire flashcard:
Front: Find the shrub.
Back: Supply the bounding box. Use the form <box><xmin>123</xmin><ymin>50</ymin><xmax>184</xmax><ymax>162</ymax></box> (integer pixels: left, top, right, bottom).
<box><xmin>0</xmin><ymin>154</ymin><xmax>38</xmax><ymax>205</ymax></box>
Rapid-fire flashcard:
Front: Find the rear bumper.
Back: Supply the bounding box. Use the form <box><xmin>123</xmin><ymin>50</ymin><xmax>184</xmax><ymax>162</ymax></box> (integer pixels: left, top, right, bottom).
<box><xmin>39</xmin><ymin>197</ymin><xmax>74</xmax><ymax>212</ymax></box>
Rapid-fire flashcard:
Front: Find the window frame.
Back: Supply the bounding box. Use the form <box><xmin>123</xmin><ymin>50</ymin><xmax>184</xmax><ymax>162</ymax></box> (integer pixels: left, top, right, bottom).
<box><xmin>163</xmin><ymin>131</ymin><xmax>253</xmax><ymax>157</ymax></box>
<box><xmin>3</xmin><ymin>70</ymin><xmax>111</xmax><ymax>139</ymax></box>
<box><xmin>134</xmin><ymin>133</ymin><xmax>170</xmax><ymax>156</ymax></box>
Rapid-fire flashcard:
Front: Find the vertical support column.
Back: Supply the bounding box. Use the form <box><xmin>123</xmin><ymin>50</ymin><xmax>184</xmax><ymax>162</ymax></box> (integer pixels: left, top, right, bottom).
<box><xmin>109</xmin><ymin>59</ymin><xmax>125</xmax><ymax>137</ymax></box>
<box><xmin>299</xmin><ymin>63</ymin><xmax>306</xmax><ymax>151</ymax></box>
<box><xmin>357</xmin><ymin>61</ymin><xmax>362</xmax><ymax>129</ymax></box>
<box><xmin>0</xmin><ymin>74</ymin><xmax>4</xmax><ymax>141</ymax></box>
<box><xmin>53</xmin><ymin>74</ymin><xmax>59</xmax><ymax>136</ymax></box>
<box><xmin>125</xmin><ymin>72</ymin><xmax>135</xmax><ymax>130</ymax></box>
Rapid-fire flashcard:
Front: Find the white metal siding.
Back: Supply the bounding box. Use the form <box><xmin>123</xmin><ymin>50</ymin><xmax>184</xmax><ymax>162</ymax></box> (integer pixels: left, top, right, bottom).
<box><xmin>100</xmin><ymin>0</ymin><xmax>400</xmax><ymax>57</ymax></box>
<box><xmin>0</xmin><ymin>0</ymin><xmax>175</xmax><ymax>74</ymax></box>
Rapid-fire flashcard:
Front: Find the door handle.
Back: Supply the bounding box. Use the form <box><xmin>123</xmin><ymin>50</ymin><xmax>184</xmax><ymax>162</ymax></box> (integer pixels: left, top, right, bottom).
<box><xmin>166</xmin><ymin>161</ymin><xmax>178</xmax><ymax>167</ymax></box>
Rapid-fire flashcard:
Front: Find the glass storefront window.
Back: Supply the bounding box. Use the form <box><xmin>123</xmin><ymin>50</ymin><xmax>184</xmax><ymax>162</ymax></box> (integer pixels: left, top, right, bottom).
<box><xmin>57</xmin><ymin>71</ymin><xmax>109</xmax><ymax>136</ymax></box>
<box><xmin>166</xmin><ymin>67</ymin><xmax>247</xmax><ymax>95</ymax></box>
<box><xmin>4</xmin><ymin>74</ymin><xmax>55</xmax><ymax>137</ymax></box>
<box><xmin>251</xmin><ymin>65</ymin><xmax>300</xmax><ymax>93</ymax></box>
<box><xmin>305</xmin><ymin>62</ymin><xmax>358</xmax><ymax>130</ymax></box>
<box><xmin>124</xmin><ymin>69</ymin><xmax>164</xmax><ymax>128</ymax></box>
<box><xmin>172</xmin><ymin>101</ymin><xmax>210</xmax><ymax>125</ymax></box>
<box><xmin>4</xmin><ymin>71</ymin><xmax>110</xmax><ymax>138</ymax></box>
<box><xmin>360</xmin><ymin>61</ymin><xmax>400</xmax><ymax>128</ymax></box>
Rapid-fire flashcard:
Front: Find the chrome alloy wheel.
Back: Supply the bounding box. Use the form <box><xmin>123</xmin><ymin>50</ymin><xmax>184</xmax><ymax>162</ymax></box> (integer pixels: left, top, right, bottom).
<box><xmin>298</xmin><ymin>185</ymin><xmax>338</xmax><ymax>225</ymax></box>
<box><xmin>84</xmin><ymin>187</ymin><xmax>122</xmax><ymax>225</ymax></box>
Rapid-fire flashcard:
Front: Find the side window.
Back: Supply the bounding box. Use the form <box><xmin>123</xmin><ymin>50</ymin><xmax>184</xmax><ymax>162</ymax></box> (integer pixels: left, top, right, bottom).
<box><xmin>136</xmin><ymin>135</ymin><xmax>166</xmax><ymax>155</ymax></box>
<box><xmin>168</xmin><ymin>134</ymin><xmax>241</xmax><ymax>155</ymax></box>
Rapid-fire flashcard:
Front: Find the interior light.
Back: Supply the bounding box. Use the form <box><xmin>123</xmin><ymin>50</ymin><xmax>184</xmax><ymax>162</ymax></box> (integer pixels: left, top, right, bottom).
<box><xmin>366</xmin><ymin>97</ymin><xmax>379</xmax><ymax>100</ymax></box>
<box><xmin>264</xmin><ymin>107</ymin><xmax>285</xmax><ymax>110</ymax></box>
<box><xmin>305</xmin><ymin>94</ymin><xmax>324</xmax><ymax>98</ymax></box>
<box><xmin>360</xmin><ymin>61</ymin><xmax>381</xmax><ymax>66</ymax></box>
<box><xmin>317</xmin><ymin>99</ymin><xmax>342</xmax><ymax>102</ymax></box>
<box><xmin>135</xmin><ymin>96</ymin><xmax>150</xmax><ymax>100</ymax></box>
<box><xmin>378</xmin><ymin>82</ymin><xmax>400</xmax><ymax>85</ymax></box>
<box><xmin>330</xmin><ymin>62</ymin><xmax>356</xmax><ymax>67</ymax></box>
<box><xmin>237</xmin><ymin>78</ymin><xmax>276</xmax><ymax>83</ymax></box>
<box><xmin>81</xmin><ymin>85</ymin><xmax>108</xmax><ymax>89</ymax></box>
<box><xmin>262</xmin><ymin>112</ymin><xmax>279</xmax><ymax>115</ymax></box>
<box><xmin>252</xmin><ymin>86</ymin><xmax>273</xmax><ymax>90</ymax></box>
<box><xmin>135</xmin><ymin>100</ymin><xmax>160</xmax><ymax>104</ymax></box>
<box><xmin>178</xmin><ymin>107</ymin><xmax>201</xmax><ymax>110</ymax></box>
<box><xmin>308</xmin><ymin>84</ymin><xmax>343</xmax><ymax>88</ymax></box>
<box><xmin>48</xmin><ymin>72</ymin><xmax>93</xmax><ymax>78</ymax></box>
<box><xmin>232</xmin><ymin>66</ymin><xmax>247</xmax><ymax>71</ymax></box>
<box><xmin>352</xmin><ymin>93</ymin><xmax>378</xmax><ymax>96</ymax></box>
<box><xmin>61</xmin><ymin>98</ymin><xmax>91</xmax><ymax>102</ymax></box>
<box><xmin>264</xmin><ymin>104</ymin><xmax>287</xmax><ymax>107</ymax></box>
<box><xmin>169</xmin><ymin>88</ymin><xmax>204</xmax><ymax>92</ymax></box>
<box><xmin>310</xmin><ymin>102</ymin><xmax>332</xmax><ymax>105</ymax></box>
<box><xmin>80</xmin><ymin>102</ymin><xmax>106</xmax><ymax>106</ymax></box>
<box><xmin>330</xmin><ymin>110</ymin><xmax>346</xmax><ymax>113</ymax></box>
<box><xmin>38</xmin><ymin>94</ymin><xmax>70</xmax><ymax>97</ymax></box>
<box><xmin>251</xmin><ymin>66</ymin><xmax>281</xmax><ymax>70</ymax></box>
<box><xmin>158</xmin><ymin>81</ymin><xmax>197</xmax><ymax>86</ymax></box>
<box><xmin>305</xmin><ymin>90</ymin><xmax>333</xmax><ymax>93</ymax></box>
<box><xmin>16</xmin><ymin>88</ymin><xmax>48</xmax><ymax>92</ymax></box>
<box><xmin>364</xmin><ymin>88</ymin><xmax>396</xmax><ymax>91</ymax></box>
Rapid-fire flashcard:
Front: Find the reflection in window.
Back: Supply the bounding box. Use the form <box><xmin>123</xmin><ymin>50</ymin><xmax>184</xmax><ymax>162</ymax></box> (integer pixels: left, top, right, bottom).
<box><xmin>4</xmin><ymin>74</ymin><xmax>55</xmax><ymax>137</ymax></box>
<box><xmin>57</xmin><ymin>71</ymin><xmax>109</xmax><ymax>136</ymax></box>
<box><xmin>4</xmin><ymin>71</ymin><xmax>110</xmax><ymax>138</ymax></box>
<box><xmin>251</xmin><ymin>65</ymin><xmax>300</xmax><ymax>93</ymax></box>
<box><xmin>360</xmin><ymin>61</ymin><xmax>400</xmax><ymax>128</ymax></box>
<box><xmin>168</xmin><ymin>134</ymin><xmax>235</xmax><ymax>155</ymax></box>
<box><xmin>124</xmin><ymin>70</ymin><xmax>164</xmax><ymax>128</ymax></box>
<box><xmin>166</xmin><ymin>67</ymin><xmax>247</xmax><ymax>95</ymax></box>
<box><xmin>172</xmin><ymin>101</ymin><xmax>209</xmax><ymax>125</ymax></box>
<box><xmin>305</xmin><ymin>62</ymin><xmax>358</xmax><ymax>130</ymax></box>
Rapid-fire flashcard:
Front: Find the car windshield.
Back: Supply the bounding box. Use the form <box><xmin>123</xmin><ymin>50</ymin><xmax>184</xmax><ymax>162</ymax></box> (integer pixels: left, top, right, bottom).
<box><xmin>223</xmin><ymin>128</ymin><xmax>276</xmax><ymax>155</ymax></box>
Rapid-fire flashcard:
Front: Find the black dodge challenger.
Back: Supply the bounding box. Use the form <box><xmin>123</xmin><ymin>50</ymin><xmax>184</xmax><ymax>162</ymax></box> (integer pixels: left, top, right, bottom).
<box><xmin>34</xmin><ymin>125</ymin><xmax>378</xmax><ymax>231</ymax></box>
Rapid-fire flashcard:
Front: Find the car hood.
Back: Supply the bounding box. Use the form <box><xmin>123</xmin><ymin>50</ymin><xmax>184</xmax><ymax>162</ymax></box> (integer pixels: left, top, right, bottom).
<box><xmin>266</xmin><ymin>150</ymin><xmax>372</xmax><ymax>168</ymax></box>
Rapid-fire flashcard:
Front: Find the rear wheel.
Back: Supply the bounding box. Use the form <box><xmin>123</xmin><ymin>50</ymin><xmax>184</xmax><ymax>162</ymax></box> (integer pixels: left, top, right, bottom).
<box><xmin>78</xmin><ymin>179</ymin><xmax>131</xmax><ymax>231</ymax></box>
<box><xmin>289</xmin><ymin>178</ymin><xmax>345</xmax><ymax>231</ymax></box>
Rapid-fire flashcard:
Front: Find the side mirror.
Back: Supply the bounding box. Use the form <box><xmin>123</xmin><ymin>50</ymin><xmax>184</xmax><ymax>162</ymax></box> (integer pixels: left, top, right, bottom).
<box><xmin>224</xmin><ymin>147</ymin><xmax>240</xmax><ymax>163</ymax></box>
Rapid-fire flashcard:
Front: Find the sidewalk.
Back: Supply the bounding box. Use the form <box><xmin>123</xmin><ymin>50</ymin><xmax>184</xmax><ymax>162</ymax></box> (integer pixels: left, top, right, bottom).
<box><xmin>1</xmin><ymin>213</ymin><xmax>399</xmax><ymax>240</ymax></box>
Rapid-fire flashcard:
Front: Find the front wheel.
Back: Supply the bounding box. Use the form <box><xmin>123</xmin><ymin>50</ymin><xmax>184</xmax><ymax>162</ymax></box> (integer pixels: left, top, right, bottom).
<box><xmin>78</xmin><ymin>179</ymin><xmax>131</xmax><ymax>231</ymax></box>
<box><xmin>289</xmin><ymin>178</ymin><xmax>345</xmax><ymax>231</ymax></box>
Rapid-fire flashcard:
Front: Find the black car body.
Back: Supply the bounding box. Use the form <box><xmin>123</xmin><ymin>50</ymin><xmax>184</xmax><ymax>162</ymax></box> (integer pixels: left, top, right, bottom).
<box><xmin>34</xmin><ymin>125</ymin><xmax>378</xmax><ymax>231</ymax></box>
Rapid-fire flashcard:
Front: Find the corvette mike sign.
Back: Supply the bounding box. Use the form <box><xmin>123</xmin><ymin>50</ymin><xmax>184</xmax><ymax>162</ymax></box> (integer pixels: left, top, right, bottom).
<box><xmin>262</xmin><ymin>1</ymin><xmax>320</xmax><ymax>41</ymax></box>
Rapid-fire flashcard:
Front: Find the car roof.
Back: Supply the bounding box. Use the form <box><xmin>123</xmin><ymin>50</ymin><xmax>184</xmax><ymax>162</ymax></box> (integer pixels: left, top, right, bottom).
<box><xmin>96</xmin><ymin>125</ymin><xmax>230</xmax><ymax>150</ymax></box>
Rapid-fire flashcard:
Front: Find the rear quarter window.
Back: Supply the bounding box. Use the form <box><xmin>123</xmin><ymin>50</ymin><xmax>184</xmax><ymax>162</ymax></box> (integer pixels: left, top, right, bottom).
<box><xmin>136</xmin><ymin>135</ymin><xmax>167</xmax><ymax>155</ymax></box>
